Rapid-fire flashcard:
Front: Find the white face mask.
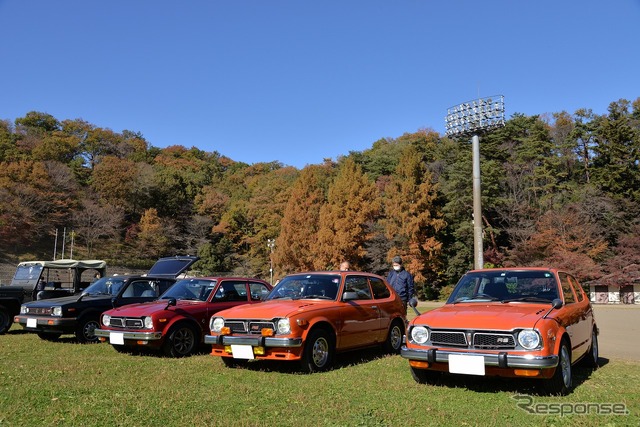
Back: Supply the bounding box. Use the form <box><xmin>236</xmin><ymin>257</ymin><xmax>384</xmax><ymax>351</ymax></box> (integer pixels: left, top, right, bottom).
<box><xmin>393</xmin><ymin>265</ymin><xmax>402</xmax><ymax>271</ymax></box>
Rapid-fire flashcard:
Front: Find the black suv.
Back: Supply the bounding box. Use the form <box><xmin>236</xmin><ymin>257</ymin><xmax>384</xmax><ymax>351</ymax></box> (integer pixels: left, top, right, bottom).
<box><xmin>13</xmin><ymin>256</ymin><xmax>199</xmax><ymax>343</ymax></box>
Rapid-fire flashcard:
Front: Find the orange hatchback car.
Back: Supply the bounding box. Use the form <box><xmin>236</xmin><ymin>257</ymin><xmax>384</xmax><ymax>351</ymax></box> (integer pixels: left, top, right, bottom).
<box><xmin>401</xmin><ymin>268</ymin><xmax>598</xmax><ymax>395</ymax></box>
<box><xmin>205</xmin><ymin>271</ymin><xmax>407</xmax><ymax>372</ymax></box>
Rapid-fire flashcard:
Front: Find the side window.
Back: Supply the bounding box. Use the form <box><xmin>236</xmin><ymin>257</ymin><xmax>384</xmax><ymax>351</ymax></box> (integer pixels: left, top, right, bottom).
<box><xmin>344</xmin><ymin>276</ymin><xmax>372</xmax><ymax>300</ymax></box>
<box><xmin>370</xmin><ymin>277</ymin><xmax>390</xmax><ymax>299</ymax></box>
<box><xmin>568</xmin><ymin>275</ymin><xmax>584</xmax><ymax>302</ymax></box>
<box><xmin>249</xmin><ymin>282</ymin><xmax>271</xmax><ymax>301</ymax></box>
<box><xmin>123</xmin><ymin>280</ymin><xmax>156</xmax><ymax>298</ymax></box>
<box><xmin>558</xmin><ymin>273</ymin><xmax>576</xmax><ymax>304</ymax></box>
<box><xmin>216</xmin><ymin>281</ymin><xmax>248</xmax><ymax>302</ymax></box>
<box><xmin>158</xmin><ymin>280</ymin><xmax>174</xmax><ymax>295</ymax></box>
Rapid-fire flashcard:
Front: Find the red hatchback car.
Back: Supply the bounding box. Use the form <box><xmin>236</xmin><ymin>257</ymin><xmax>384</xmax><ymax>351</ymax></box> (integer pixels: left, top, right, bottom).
<box><xmin>401</xmin><ymin>268</ymin><xmax>598</xmax><ymax>395</ymax></box>
<box><xmin>95</xmin><ymin>277</ymin><xmax>271</xmax><ymax>357</ymax></box>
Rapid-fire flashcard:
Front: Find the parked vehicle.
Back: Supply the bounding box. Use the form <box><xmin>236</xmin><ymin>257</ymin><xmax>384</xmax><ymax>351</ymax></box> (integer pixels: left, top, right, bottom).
<box><xmin>13</xmin><ymin>256</ymin><xmax>198</xmax><ymax>343</ymax></box>
<box><xmin>95</xmin><ymin>277</ymin><xmax>272</xmax><ymax>357</ymax></box>
<box><xmin>0</xmin><ymin>259</ymin><xmax>107</xmax><ymax>334</ymax></box>
<box><xmin>401</xmin><ymin>268</ymin><xmax>599</xmax><ymax>395</ymax></box>
<box><xmin>206</xmin><ymin>271</ymin><xmax>407</xmax><ymax>372</ymax></box>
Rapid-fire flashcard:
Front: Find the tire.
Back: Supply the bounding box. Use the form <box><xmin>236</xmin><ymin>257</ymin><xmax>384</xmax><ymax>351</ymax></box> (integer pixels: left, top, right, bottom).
<box><xmin>581</xmin><ymin>327</ymin><xmax>599</xmax><ymax>369</ymax></box>
<box><xmin>410</xmin><ymin>366</ymin><xmax>441</xmax><ymax>384</ymax></box>
<box><xmin>162</xmin><ymin>323</ymin><xmax>198</xmax><ymax>358</ymax></box>
<box><xmin>300</xmin><ymin>328</ymin><xmax>334</xmax><ymax>373</ymax></box>
<box><xmin>38</xmin><ymin>332</ymin><xmax>62</xmax><ymax>341</ymax></box>
<box><xmin>75</xmin><ymin>317</ymin><xmax>101</xmax><ymax>344</ymax></box>
<box><xmin>544</xmin><ymin>339</ymin><xmax>572</xmax><ymax>396</ymax></box>
<box><xmin>0</xmin><ymin>306</ymin><xmax>11</xmax><ymax>334</ymax></box>
<box><xmin>383</xmin><ymin>320</ymin><xmax>404</xmax><ymax>354</ymax></box>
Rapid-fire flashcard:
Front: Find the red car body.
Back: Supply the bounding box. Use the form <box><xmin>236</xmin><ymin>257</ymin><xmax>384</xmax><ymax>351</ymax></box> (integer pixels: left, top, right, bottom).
<box><xmin>95</xmin><ymin>277</ymin><xmax>271</xmax><ymax>357</ymax></box>
<box><xmin>401</xmin><ymin>268</ymin><xmax>598</xmax><ymax>395</ymax></box>
<box><xmin>205</xmin><ymin>271</ymin><xmax>407</xmax><ymax>372</ymax></box>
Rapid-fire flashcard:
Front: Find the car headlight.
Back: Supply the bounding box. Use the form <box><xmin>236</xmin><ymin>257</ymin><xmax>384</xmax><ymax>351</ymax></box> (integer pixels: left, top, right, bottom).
<box><xmin>20</xmin><ymin>305</ymin><xmax>27</xmax><ymax>314</ymax></box>
<box><xmin>518</xmin><ymin>329</ymin><xmax>541</xmax><ymax>350</ymax></box>
<box><xmin>411</xmin><ymin>326</ymin><xmax>430</xmax><ymax>344</ymax></box>
<box><xmin>210</xmin><ymin>317</ymin><xmax>225</xmax><ymax>333</ymax></box>
<box><xmin>276</xmin><ymin>318</ymin><xmax>291</xmax><ymax>335</ymax></box>
<box><xmin>52</xmin><ymin>306</ymin><xmax>62</xmax><ymax>317</ymax></box>
<box><xmin>102</xmin><ymin>314</ymin><xmax>111</xmax><ymax>327</ymax></box>
<box><xmin>143</xmin><ymin>316</ymin><xmax>153</xmax><ymax>329</ymax></box>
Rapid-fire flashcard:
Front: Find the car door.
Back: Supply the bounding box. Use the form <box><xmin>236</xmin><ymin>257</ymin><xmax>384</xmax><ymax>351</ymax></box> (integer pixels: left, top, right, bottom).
<box><xmin>558</xmin><ymin>272</ymin><xmax>590</xmax><ymax>361</ymax></box>
<box><xmin>338</xmin><ymin>274</ymin><xmax>382</xmax><ymax>349</ymax></box>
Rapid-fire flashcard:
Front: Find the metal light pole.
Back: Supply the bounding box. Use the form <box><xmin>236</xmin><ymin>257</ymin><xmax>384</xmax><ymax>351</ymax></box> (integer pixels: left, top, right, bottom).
<box><xmin>267</xmin><ymin>239</ymin><xmax>275</xmax><ymax>285</ymax></box>
<box><xmin>445</xmin><ymin>95</ymin><xmax>505</xmax><ymax>270</ymax></box>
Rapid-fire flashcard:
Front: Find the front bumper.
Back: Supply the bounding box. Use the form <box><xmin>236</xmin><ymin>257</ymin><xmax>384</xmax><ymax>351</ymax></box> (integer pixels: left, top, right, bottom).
<box><xmin>14</xmin><ymin>315</ymin><xmax>77</xmax><ymax>333</ymax></box>
<box><xmin>401</xmin><ymin>346</ymin><xmax>559</xmax><ymax>369</ymax></box>
<box><xmin>94</xmin><ymin>328</ymin><xmax>163</xmax><ymax>341</ymax></box>
<box><xmin>204</xmin><ymin>334</ymin><xmax>303</xmax><ymax>347</ymax></box>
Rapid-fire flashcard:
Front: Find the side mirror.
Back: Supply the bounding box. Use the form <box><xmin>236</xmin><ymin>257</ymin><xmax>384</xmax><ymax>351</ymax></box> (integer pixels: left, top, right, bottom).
<box><xmin>342</xmin><ymin>291</ymin><xmax>358</xmax><ymax>301</ymax></box>
<box><xmin>165</xmin><ymin>297</ymin><xmax>177</xmax><ymax>309</ymax></box>
<box><xmin>551</xmin><ymin>298</ymin><xmax>563</xmax><ymax>309</ymax></box>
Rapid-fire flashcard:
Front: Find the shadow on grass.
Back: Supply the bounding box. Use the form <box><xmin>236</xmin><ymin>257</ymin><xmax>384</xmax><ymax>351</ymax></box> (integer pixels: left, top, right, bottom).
<box><xmin>408</xmin><ymin>357</ymin><xmax>608</xmax><ymax>396</ymax></box>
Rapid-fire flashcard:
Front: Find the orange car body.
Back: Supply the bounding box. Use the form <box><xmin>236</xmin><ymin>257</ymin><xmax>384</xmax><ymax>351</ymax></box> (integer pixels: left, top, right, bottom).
<box><xmin>401</xmin><ymin>268</ymin><xmax>598</xmax><ymax>394</ymax></box>
<box><xmin>205</xmin><ymin>271</ymin><xmax>407</xmax><ymax>372</ymax></box>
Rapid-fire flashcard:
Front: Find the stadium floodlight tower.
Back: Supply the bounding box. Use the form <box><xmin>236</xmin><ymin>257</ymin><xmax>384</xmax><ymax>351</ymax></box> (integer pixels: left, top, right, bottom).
<box><xmin>445</xmin><ymin>95</ymin><xmax>505</xmax><ymax>269</ymax></box>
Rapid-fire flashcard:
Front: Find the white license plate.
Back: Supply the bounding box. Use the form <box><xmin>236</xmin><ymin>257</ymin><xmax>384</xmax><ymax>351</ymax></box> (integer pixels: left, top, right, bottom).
<box><xmin>448</xmin><ymin>354</ymin><xmax>486</xmax><ymax>376</ymax></box>
<box><xmin>26</xmin><ymin>318</ymin><xmax>37</xmax><ymax>328</ymax></box>
<box><xmin>231</xmin><ymin>344</ymin><xmax>255</xmax><ymax>359</ymax></box>
<box><xmin>109</xmin><ymin>332</ymin><xmax>125</xmax><ymax>345</ymax></box>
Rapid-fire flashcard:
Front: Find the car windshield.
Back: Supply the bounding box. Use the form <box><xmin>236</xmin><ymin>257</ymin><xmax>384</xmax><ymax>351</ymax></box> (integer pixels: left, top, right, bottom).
<box><xmin>447</xmin><ymin>270</ymin><xmax>560</xmax><ymax>304</ymax></box>
<box><xmin>161</xmin><ymin>278</ymin><xmax>216</xmax><ymax>301</ymax></box>
<box><xmin>83</xmin><ymin>277</ymin><xmax>126</xmax><ymax>296</ymax></box>
<box><xmin>267</xmin><ymin>274</ymin><xmax>340</xmax><ymax>301</ymax></box>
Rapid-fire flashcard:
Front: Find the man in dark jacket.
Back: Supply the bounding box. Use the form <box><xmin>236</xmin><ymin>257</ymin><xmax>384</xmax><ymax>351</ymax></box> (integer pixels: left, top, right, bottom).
<box><xmin>387</xmin><ymin>256</ymin><xmax>414</xmax><ymax>314</ymax></box>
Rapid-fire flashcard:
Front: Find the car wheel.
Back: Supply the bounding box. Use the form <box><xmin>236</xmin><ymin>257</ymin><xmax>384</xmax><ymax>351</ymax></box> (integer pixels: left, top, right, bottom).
<box><xmin>0</xmin><ymin>306</ymin><xmax>12</xmax><ymax>334</ymax></box>
<box><xmin>162</xmin><ymin>323</ymin><xmax>198</xmax><ymax>358</ymax></box>
<box><xmin>581</xmin><ymin>327</ymin><xmax>599</xmax><ymax>369</ymax></box>
<box><xmin>300</xmin><ymin>328</ymin><xmax>334</xmax><ymax>373</ymax></box>
<box><xmin>383</xmin><ymin>319</ymin><xmax>404</xmax><ymax>354</ymax></box>
<box><xmin>221</xmin><ymin>357</ymin><xmax>248</xmax><ymax>368</ymax></box>
<box><xmin>544</xmin><ymin>339</ymin><xmax>572</xmax><ymax>395</ymax></box>
<box><xmin>37</xmin><ymin>332</ymin><xmax>62</xmax><ymax>341</ymax></box>
<box><xmin>410</xmin><ymin>366</ymin><xmax>441</xmax><ymax>384</ymax></box>
<box><xmin>75</xmin><ymin>317</ymin><xmax>100</xmax><ymax>344</ymax></box>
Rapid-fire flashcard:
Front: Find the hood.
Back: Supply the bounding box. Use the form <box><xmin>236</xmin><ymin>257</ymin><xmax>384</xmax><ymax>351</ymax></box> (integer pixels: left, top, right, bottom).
<box><xmin>22</xmin><ymin>295</ymin><xmax>105</xmax><ymax>308</ymax></box>
<box><xmin>414</xmin><ymin>302</ymin><xmax>551</xmax><ymax>330</ymax></box>
<box><xmin>104</xmin><ymin>298</ymin><xmax>203</xmax><ymax>317</ymax></box>
<box><xmin>215</xmin><ymin>299</ymin><xmax>336</xmax><ymax>320</ymax></box>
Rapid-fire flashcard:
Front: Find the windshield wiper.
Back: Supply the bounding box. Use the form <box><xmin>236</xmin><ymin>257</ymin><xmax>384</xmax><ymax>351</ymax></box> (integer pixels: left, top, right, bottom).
<box><xmin>502</xmin><ymin>297</ymin><xmax>553</xmax><ymax>303</ymax></box>
<box><xmin>303</xmin><ymin>295</ymin><xmax>333</xmax><ymax>300</ymax></box>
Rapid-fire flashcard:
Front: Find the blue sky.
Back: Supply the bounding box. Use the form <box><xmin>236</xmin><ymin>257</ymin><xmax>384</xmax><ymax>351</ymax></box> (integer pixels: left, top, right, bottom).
<box><xmin>1</xmin><ymin>1</ymin><xmax>638</xmax><ymax>169</ymax></box>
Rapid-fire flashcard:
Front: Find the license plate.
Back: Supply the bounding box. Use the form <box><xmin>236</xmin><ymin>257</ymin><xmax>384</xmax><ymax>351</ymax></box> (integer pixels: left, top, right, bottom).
<box><xmin>110</xmin><ymin>332</ymin><xmax>125</xmax><ymax>345</ymax></box>
<box><xmin>26</xmin><ymin>318</ymin><xmax>37</xmax><ymax>328</ymax></box>
<box><xmin>231</xmin><ymin>344</ymin><xmax>255</xmax><ymax>359</ymax></box>
<box><xmin>448</xmin><ymin>354</ymin><xmax>486</xmax><ymax>376</ymax></box>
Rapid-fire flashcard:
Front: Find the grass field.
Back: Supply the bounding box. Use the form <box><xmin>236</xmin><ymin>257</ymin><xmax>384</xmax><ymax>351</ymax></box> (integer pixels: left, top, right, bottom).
<box><xmin>1</xmin><ymin>304</ymin><xmax>638</xmax><ymax>427</ymax></box>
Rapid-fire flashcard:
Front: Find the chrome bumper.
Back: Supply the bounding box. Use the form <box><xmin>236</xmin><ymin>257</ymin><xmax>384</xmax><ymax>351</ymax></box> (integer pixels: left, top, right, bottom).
<box><xmin>14</xmin><ymin>315</ymin><xmax>76</xmax><ymax>330</ymax></box>
<box><xmin>94</xmin><ymin>328</ymin><xmax>163</xmax><ymax>341</ymax></box>
<box><xmin>401</xmin><ymin>346</ymin><xmax>559</xmax><ymax>369</ymax></box>
<box><xmin>204</xmin><ymin>334</ymin><xmax>303</xmax><ymax>347</ymax></box>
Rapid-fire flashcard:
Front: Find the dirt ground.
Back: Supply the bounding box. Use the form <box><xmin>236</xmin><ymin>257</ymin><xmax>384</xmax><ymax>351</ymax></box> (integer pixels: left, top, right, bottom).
<box><xmin>415</xmin><ymin>301</ymin><xmax>639</xmax><ymax>362</ymax></box>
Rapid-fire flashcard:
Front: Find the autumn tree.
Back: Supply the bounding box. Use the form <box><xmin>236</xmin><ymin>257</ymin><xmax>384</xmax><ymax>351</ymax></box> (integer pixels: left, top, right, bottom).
<box><xmin>136</xmin><ymin>208</ymin><xmax>171</xmax><ymax>259</ymax></box>
<box><xmin>72</xmin><ymin>198</ymin><xmax>124</xmax><ymax>257</ymax></box>
<box><xmin>381</xmin><ymin>144</ymin><xmax>446</xmax><ymax>295</ymax></box>
<box><xmin>313</xmin><ymin>158</ymin><xmax>380</xmax><ymax>271</ymax></box>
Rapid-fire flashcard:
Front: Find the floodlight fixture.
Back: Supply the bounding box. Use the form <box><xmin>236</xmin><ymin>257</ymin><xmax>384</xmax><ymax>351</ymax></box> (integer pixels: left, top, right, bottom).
<box><xmin>445</xmin><ymin>95</ymin><xmax>505</xmax><ymax>138</ymax></box>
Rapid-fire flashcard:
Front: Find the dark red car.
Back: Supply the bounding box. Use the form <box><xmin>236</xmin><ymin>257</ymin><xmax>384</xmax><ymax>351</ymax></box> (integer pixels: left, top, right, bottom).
<box><xmin>95</xmin><ymin>277</ymin><xmax>271</xmax><ymax>357</ymax></box>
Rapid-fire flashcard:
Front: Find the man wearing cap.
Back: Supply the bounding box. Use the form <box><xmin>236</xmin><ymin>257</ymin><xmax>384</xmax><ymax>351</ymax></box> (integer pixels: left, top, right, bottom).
<box><xmin>387</xmin><ymin>256</ymin><xmax>415</xmax><ymax>315</ymax></box>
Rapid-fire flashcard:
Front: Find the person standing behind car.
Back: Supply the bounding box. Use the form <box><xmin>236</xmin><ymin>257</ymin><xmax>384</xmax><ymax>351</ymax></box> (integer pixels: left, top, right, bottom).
<box><xmin>387</xmin><ymin>256</ymin><xmax>414</xmax><ymax>314</ymax></box>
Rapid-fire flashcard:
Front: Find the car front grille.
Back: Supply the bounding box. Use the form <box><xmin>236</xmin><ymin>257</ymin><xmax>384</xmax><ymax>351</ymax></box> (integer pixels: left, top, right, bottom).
<box><xmin>109</xmin><ymin>317</ymin><xmax>144</xmax><ymax>329</ymax></box>
<box><xmin>27</xmin><ymin>307</ymin><xmax>53</xmax><ymax>315</ymax></box>
<box><xmin>429</xmin><ymin>329</ymin><xmax>517</xmax><ymax>350</ymax></box>
<box><xmin>224</xmin><ymin>320</ymin><xmax>276</xmax><ymax>334</ymax></box>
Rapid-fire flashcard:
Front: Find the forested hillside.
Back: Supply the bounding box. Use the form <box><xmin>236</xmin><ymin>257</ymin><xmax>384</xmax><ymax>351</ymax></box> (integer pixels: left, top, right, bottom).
<box><xmin>1</xmin><ymin>98</ymin><xmax>639</xmax><ymax>298</ymax></box>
